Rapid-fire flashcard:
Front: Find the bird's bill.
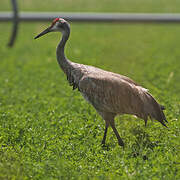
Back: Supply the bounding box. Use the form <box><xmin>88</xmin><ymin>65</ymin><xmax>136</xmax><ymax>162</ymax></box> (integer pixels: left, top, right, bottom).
<box><xmin>34</xmin><ymin>27</ymin><xmax>51</xmax><ymax>39</ymax></box>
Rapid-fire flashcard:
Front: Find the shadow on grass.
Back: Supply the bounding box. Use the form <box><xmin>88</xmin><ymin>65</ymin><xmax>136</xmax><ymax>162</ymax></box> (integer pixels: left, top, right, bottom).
<box><xmin>130</xmin><ymin>126</ymin><xmax>160</xmax><ymax>160</ymax></box>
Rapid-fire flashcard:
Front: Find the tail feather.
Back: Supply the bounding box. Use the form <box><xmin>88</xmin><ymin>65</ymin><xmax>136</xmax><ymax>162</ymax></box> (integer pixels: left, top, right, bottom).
<box><xmin>145</xmin><ymin>92</ymin><xmax>168</xmax><ymax>127</ymax></box>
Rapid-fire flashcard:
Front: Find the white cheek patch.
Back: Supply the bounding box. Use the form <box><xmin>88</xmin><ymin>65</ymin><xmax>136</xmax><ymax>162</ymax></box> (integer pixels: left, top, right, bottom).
<box><xmin>51</xmin><ymin>22</ymin><xmax>59</xmax><ymax>31</ymax></box>
<box><xmin>59</xmin><ymin>18</ymin><xmax>66</xmax><ymax>23</ymax></box>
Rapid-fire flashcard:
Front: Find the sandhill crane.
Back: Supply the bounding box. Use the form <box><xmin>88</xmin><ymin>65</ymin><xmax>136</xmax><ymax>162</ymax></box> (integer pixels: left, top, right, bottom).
<box><xmin>34</xmin><ymin>18</ymin><xmax>167</xmax><ymax>147</ymax></box>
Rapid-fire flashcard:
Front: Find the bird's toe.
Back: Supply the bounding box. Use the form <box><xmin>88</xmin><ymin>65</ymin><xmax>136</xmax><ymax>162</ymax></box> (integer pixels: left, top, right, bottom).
<box><xmin>118</xmin><ymin>140</ymin><xmax>124</xmax><ymax>147</ymax></box>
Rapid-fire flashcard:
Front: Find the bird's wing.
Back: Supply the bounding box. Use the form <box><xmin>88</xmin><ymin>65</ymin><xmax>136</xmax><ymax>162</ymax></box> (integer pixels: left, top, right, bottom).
<box><xmin>86</xmin><ymin>65</ymin><xmax>139</xmax><ymax>86</ymax></box>
<box><xmin>79</xmin><ymin>74</ymin><xmax>167</xmax><ymax>127</ymax></box>
<box><xmin>109</xmin><ymin>72</ymin><xmax>139</xmax><ymax>86</ymax></box>
<box><xmin>79</xmin><ymin>74</ymin><xmax>143</xmax><ymax>114</ymax></box>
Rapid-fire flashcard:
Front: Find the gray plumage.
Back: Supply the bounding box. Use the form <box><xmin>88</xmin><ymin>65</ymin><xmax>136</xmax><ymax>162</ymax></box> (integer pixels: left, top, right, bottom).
<box><xmin>35</xmin><ymin>18</ymin><xmax>167</xmax><ymax>147</ymax></box>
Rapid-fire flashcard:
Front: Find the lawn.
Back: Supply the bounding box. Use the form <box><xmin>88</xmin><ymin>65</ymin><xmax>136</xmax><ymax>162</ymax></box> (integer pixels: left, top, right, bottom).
<box><xmin>0</xmin><ymin>0</ymin><xmax>180</xmax><ymax>179</ymax></box>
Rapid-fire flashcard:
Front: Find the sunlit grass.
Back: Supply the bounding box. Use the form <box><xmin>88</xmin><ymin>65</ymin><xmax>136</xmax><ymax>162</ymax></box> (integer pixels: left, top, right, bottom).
<box><xmin>0</xmin><ymin>0</ymin><xmax>180</xmax><ymax>178</ymax></box>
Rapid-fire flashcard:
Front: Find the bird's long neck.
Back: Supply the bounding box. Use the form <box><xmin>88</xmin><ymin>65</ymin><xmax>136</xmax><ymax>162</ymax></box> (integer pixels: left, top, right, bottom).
<box><xmin>56</xmin><ymin>29</ymin><xmax>72</xmax><ymax>74</ymax></box>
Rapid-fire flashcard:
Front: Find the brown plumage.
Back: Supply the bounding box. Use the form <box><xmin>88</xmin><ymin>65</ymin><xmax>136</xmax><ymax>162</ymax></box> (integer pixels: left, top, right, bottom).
<box><xmin>35</xmin><ymin>18</ymin><xmax>167</xmax><ymax>147</ymax></box>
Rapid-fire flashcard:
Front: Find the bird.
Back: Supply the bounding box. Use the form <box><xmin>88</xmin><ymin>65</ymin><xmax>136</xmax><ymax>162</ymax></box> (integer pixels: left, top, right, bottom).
<box><xmin>34</xmin><ymin>18</ymin><xmax>167</xmax><ymax>147</ymax></box>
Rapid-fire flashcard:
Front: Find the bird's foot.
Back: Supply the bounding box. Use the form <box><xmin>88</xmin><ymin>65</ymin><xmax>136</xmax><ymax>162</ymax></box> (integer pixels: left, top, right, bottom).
<box><xmin>101</xmin><ymin>141</ymin><xmax>106</xmax><ymax>147</ymax></box>
<box><xmin>101</xmin><ymin>140</ymin><xmax>105</xmax><ymax>144</ymax></box>
<box><xmin>118</xmin><ymin>140</ymin><xmax>124</xmax><ymax>148</ymax></box>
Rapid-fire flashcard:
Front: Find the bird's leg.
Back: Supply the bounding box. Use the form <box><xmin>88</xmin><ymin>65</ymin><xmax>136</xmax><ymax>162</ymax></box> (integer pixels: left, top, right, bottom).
<box><xmin>109</xmin><ymin>119</ymin><xmax>124</xmax><ymax>147</ymax></box>
<box><xmin>144</xmin><ymin>117</ymin><xmax>147</xmax><ymax>127</ymax></box>
<box><xmin>101</xmin><ymin>120</ymin><xmax>109</xmax><ymax>145</ymax></box>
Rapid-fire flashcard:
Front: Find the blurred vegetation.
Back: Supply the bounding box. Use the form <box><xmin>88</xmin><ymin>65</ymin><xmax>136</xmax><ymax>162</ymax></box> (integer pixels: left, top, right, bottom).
<box><xmin>1</xmin><ymin>0</ymin><xmax>180</xmax><ymax>13</ymax></box>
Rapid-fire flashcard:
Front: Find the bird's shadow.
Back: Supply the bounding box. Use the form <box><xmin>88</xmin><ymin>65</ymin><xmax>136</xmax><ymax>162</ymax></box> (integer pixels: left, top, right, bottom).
<box><xmin>129</xmin><ymin>127</ymin><xmax>160</xmax><ymax>160</ymax></box>
<box><xmin>100</xmin><ymin>126</ymin><xmax>160</xmax><ymax>160</ymax></box>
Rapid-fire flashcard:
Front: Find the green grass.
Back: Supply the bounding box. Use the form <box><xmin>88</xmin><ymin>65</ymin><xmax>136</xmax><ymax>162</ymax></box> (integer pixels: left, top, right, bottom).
<box><xmin>1</xmin><ymin>0</ymin><xmax>180</xmax><ymax>12</ymax></box>
<box><xmin>0</xmin><ymin>0</ymin><xmax>180</xmax><ymax>179</ymax></box>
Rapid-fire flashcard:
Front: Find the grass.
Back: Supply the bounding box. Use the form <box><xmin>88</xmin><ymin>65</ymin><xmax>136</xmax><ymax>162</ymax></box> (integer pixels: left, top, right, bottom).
<box><xmin>0</xmin><ymin>0</ymin><xmax>180</xmax><ymax>179</ymax></box>
<box><xmin>1</xmin><ymin>0</ymin><xmax>180</xmax><ymax>12</ymax></box>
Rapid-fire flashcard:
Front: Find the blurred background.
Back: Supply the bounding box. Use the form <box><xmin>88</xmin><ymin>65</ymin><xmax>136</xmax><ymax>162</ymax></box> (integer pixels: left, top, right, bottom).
<box><xmin>1</xmin><ymin>0</ymin><xmax>180</xmax><ymax>12</ymax></box>
<box><xmin>1</xmin><ymin>0</ymin><xmax>180</xmax><ymax>98</ymax></box>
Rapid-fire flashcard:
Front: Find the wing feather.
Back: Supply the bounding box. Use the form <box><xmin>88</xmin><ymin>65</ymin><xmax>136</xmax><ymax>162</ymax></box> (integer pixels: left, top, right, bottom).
<box><xmin>79</xmin><ymin>74</ymin><xmax>143</xmax><ymax>114</ymax></box>
<box><xmin>79</xmin><ymin>73</ymin><xmax>167</xmax><ymax>127</ymax></box>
